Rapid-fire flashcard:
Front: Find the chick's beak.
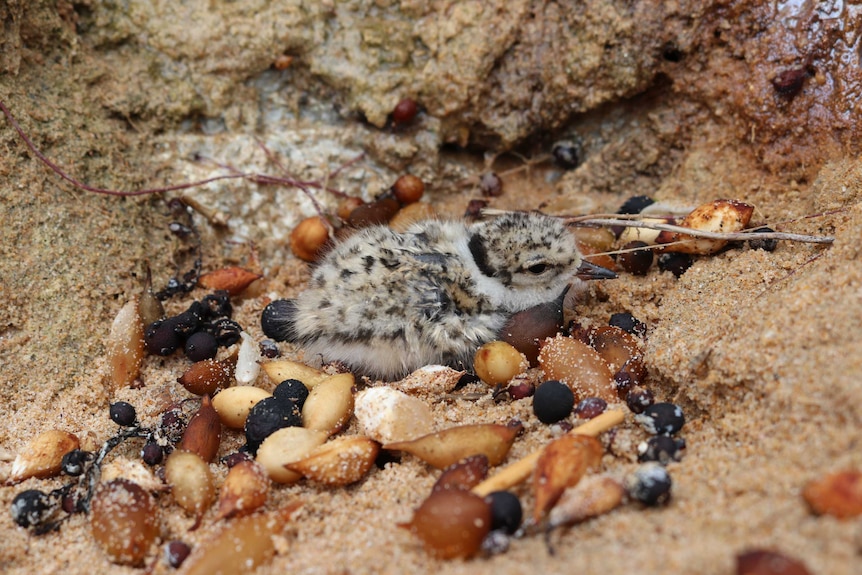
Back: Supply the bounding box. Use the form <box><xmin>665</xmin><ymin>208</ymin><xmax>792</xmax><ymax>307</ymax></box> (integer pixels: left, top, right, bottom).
<box><xmin>575</xmin><ymin>260</ymin><xmax>617</xmax><ymax>281</ymax></box>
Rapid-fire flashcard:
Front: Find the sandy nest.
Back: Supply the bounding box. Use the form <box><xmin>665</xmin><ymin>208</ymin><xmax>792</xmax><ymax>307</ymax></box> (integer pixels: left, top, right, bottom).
<box><xmin>1</xmin><ymin>2</ymin><xmax>860</xmax><ymax>574</ymax></box>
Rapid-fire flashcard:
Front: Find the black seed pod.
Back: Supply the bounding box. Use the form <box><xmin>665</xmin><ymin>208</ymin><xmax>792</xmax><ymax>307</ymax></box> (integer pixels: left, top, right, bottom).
<box><xmin>273</xmin><ymin>379</ymin><xmax>310</xmax><ymax>409</ymax></box>
<box><xmin>171</xmin><ymin>311</ymin><xmax>200</xmax><ymax>339</ymax></box>
<box><xmin>618</xmin><ymin>241</ymin><xmax>654</xmax><ymax>276</ymax></box>
<box><xmin>609</xmin><ymin>312</ymin><xmax>647</xmax><ymax>337</ymax></box>
<box><xmin>61</xmin><ymin>449</ymin><xmax>92</xmax><ymax>476</ymax></box>
<box><xmin>11</xmin><ymin>489</ymin><xmax>53</xmax><ymax>528</ymax></box>
<box><xmin>638</xmin><ymin>435</ymin><xmax>686</xmax><ymax>465</ymax></box>
<box><xmin>164</xmin><ymin>540</ymin><xmax>192</xmax><ymax>568</ymax></box>
<box><xmin>618</xmin><ymin>195</ymin><xmax>655</xmax><ymax>215</ymax></box>
<box><xmin>626</xmin><ymin>462</ymin><xmax>672</xmax><ymax>506</ymax></box>
<box><xmin>259</xmin><ymin>339</ymin><xmax>281</xmax><ymax>359</ymax></box>
<box><xmin>747</xmin><ymin>227</ymin><xmax>778</xmax><ymax>252</ymax></box>
<box><xmin>209</xmin><ymin>318</ymin><xmax>242</xmax><ymax>347</ymax></box>
<box><xmin>533</xmin><ymin>380</ymin><xmax>575</xmax><ymax>424</ymax></box>
<box><xmin>485</xmin><ymin>491</ymin><xmax>523</xmax><ymax>534</ymax></box>
<box><xmin>657</xmin><ymin>253</ymin><xmax>693</xmax><ymax>277</ymax></box>
<box><xmin>244</xmin><ymin>396</ymin><xmax>302</xmax><ymax>453</ymax></box>
<box><xmin>551</xmin><ymin>140</ymin><xmax>583</xmax><ymax>170</ymax></box>
<box><xmin>625</xmin><ymin>387</ymin><xmax>655</xmax><ymax>414</ymax></box>
<box><xmin>184</xmin><ymin>331</ymin><xmax>218</xmax><ymax>362</ymax></box>
<box><xmin>144</xmin><ymin>318</ymin><xmax>181</xmax><ymax>356</ymax></box>
<box><xmin>159</xmin><ymin>408</ymin><xmax>186</xmax><ymax>443</ymax></box>
<box><xmin>109</xmin><ymin>401</ymin><xmax>137</xmax><ymax>427</ymax></box>
<box><xmin>200</xmin><ymin>290</ymin><xmax>233</xmax><ymax>319</ymax></box>
<box><xmin>141</xmin><ymin>442</ymin><xmax>165</xmax><ymax>466</ymax></box>
<box><xmin>636</xmin><ymin>402</ymin><xmax>685</xmax><ymax>435</ymax></box>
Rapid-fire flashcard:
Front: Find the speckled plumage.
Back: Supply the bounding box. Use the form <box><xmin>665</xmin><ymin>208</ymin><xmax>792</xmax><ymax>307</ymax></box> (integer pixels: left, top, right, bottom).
<box><xmin>262</xmin><ymin>211</ymin><xmax>604</xmax><ymax>380</ymax></box>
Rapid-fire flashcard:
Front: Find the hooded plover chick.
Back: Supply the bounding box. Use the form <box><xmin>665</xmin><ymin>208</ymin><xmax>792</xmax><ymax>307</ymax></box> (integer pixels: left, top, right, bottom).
<box><xmin>261</xmin><ymin>211</ymin><xmax>615</xmax><ymax>380</ymax></box>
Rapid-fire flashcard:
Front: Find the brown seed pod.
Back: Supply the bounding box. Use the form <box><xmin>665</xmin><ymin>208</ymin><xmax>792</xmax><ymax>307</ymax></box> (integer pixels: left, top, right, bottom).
<box><xmin>432</xmin><ymin>454</ymin><xmax>489</xmax><ymax>492</ymax></box>
<box><xmin>354</xmin><ymin>387</ymin><xmax>435</xmax><ymax>444</ymax></box>
<box><xmin>286</xmin><ymin>436</ymin><xmax>379</xmax><ymax>486</ymax></box>
<box><xmin>215</xmin><ymin>460</ymin><xmax>270</xmax><ymax>520</ymax></box>
<box><xmin>532</xmin><ymin>434</ymin><xmax>604</xmax><ymax>522</ymax></box>
<box><xmin>348</xmin><ymin>197</ymin><xmax>401</xmax><ymax>228</ymax></box>
<box><xmin>547</xmin><ymin>475</ymin><xmax>625</xmax><ymax>528</ymax></box>
<box><xmin>211</xmin><ymin>386</ymin><xmax>271</xmax><ymax>429</ymax></box>
<box><xmin>301</xmin><ymin>373</ymin><xmax>355</xmax><ymax>436</ymax></box>
<box><xmin>617</xmin><ymin>241</ymin><xmax>654</xmax><ymax>275</ymax></box>
<box><xmin>401</xmin><ymin>489</ymin><xmax>491</xmax><ymax>559</ymax></box>
<box><xmin>538</xmin><ymin>335</ymin><xmax>616</xmax><ymax>402</ymax></box>
<box><xmin>736</xmin><ymin>549</ymin><xmax>812</xmax><ymax>575</ymax></box>
<box><xmin>389</xmin><ymin>202</ymin><xmax>436</xmax><ymax>233</ymax></box>
<box><xmin>177</xmin><ymin>503</ymin><xmax>302</xmax><ymax>575</ymax></box>
<box><xmin>576</xmin><ymin>242</ymin><xmax>617</xmax><ymax>273</ymax></box>
<box><xmin>474</xmin><ymin>341</ymin><xmax>527</xmax><ymax>385</ymax></box>
<box><xmin>290</xmin><ymin>215</ymin><xmax>331</xmax><ymax>262</ymax></box>
<box><xmin>391</xmin><ymin>98</ymin><xmax>419</xmax><ymax>126</ymax></box>
<box><xmin>178</xmin><ymin>354</ymin><xmax>237</xmax><ymax>396</ymax></box>
<box><xmin>587</xmin><ymin>325</ymin><xmax>643</xmax><ymax>375</ymax></box>
<box><xmin>179</xmin><ymin>396</ymin><xmax>222</xmax><ymax>463</ymax></box>
<box><xmin>656</xmin><ymin>199</ymin><xmax>755</xmax><ymax>254</ymax></box>
<box><xmin>802</xmin><ymin>469</ymin><xmax>862</xmax><ymax>519</ymax></box>
<box><xmin>198</xmin><ymin>267</ymin><xmax>262</xmax><ymax>296</ymax></box>
<box><xmin>255</xmin><ymin>427</ymin><xmax>327</xmax><ymax>484</ymax></box>
<box><xmin>499</xmin><ymin>299</ymin><xmax>565</xmax><ymax>366</ymax></box>
<box><xmin>261</xmin><ymin>359</ymin><xmax>328</xmax><ymax>388</ymax></box>
<box><xmin>573</xmin><ymin>227</ymin><xmax>616</xmax><ymax>253</ymax></box>
<box><xmin>90</xmin><ymin>479</ymin><xmax>160</xmax><ymax>566</ymax></box>
<box><xmin>164</xmin><ymin>450</ymin><xmax>215</xmax><ymax>525</ymax></box>
<box><xmin>392</xmin><ymin>174</ymin><xmax>425</xmax><ymax>204</ymax></box>
<box><xmin>106</xmin><ymin>298</ymin><xmax>145</xmax><ymax>389</ymax></box>
<box><xmin>383</xmin><ymin>423</ymin><xmax>521</xmax><ymax>469</ymax></box>
<box><xmin>9</xmin><ymin>429</ymin><xmax>80</xmax><ymax>484</ymax></box>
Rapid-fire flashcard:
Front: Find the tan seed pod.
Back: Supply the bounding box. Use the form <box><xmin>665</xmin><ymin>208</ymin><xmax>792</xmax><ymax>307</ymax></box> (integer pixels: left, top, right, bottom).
<box><xmin>432</xmin><ymin>454</ymin><xmax>489</xmax><ymax>492</ymax></box>
<box><xmin>100</xmin><ymin>457</ymin><xmax>166</xmax><ymax>493</ymax></box>
<box><xmin>106</xmin><ymin>298</ymin><xmax>145</xmax><ymax>389</ymax></box>
<box><xmin>9</xmin><ymin>429</ymin><xmax>80</xmax><ymax>484</ymax></box>
<box><xmin>802</xmin><ymin>469</ymin><xmax>862</xmax><ymax>519</ymax></box>
<box><xmin>164</xmin><ymin>450</ymin><xmax>215</xmax><ymax>525</ymax></box>
<box><xmin>178</xmin><ymin>354</ymin><xmax>237</xmax><ymax>396</ymax></box>
<box><xmin>215</xmin><ymin>460</ymin><xmax>270</xmax><ymax>520</ymax></box>
<box><xmin>261</xmin><ymin>359</ymin><xmax>328</xmax><ymax>388</ymax></box>
<box><xmin>400</xmin><ymin>489</ymin><xmax>491</xmax><ymax>559</ymax></box>
<box><xmin>255</xmin><ymin>427</ymin><xmax>327</xmax><ymax>484</ymax></box>
<box><xmin>211</xmin><ymin>386</ymin><xmax>271</xmax><ymax>429</ymax></box>
<box><xmin>90</xmin><ymin>479</ymin><xmax>160</xmax><ymax>566</ymax></box>
<box><xmin>177</xmin><ymin>503</ymin><xmax>302</xmax><ymax>575</ymax></box>
<box><xmin>179</xmin><ymin>396</ymin><xmax>222</xmax><ymax>463</ymax></box>
<box><xmin>389</xmin><ymin>202</ymin><xmax>436</xmax><ymax>233</ymax></box>
<box><xmin>587</xmin><ymin>325</ymin><xmax>643</xmax><ymax>374</ymax></box>
<box><xmin>336</xmin><ymin>196</ymin><xmax>365</xmax><ymax>220</ymax></box>
<box><xmin>474</xmin><ymin>341</ymin><xmax>528</xmax><ymax>385</ymax></box>
<box><xmin>656</xmin><ymin>199</ymin><xmax>755</xmax><ymax>254</ymax></box>
<box><xmin>391</xmin><ymin>174</ymin><xmax>425</xmax><ymax>204</ymax></box>
<box><xmin>290</xmin><ymin>215</ymin><xmax>331</xmax><ymax>262</ymax></box>
<box><xmin>618</xmin><ymin>217</ymin><xmax>674</xmax><ymax>246</ymax></box>
<box><xmin>388</xmin><ymin>365</ymin><xmax>465</xmax><ymax>397</ymax></box>
<box><xmin>532</xmin><ymin>434</ymin><xmax>604</xmax><ymax>521</ymax></box>
<box><xmin>354</xmin><ymin>387</ymin><xmax>435</xmax><ymax>444</ymax></box>
<box><xmin>138</xmin><ymin>272</ymin><xmax>165</xmax><ymax>326</ymax></box>
<box><xmin>198</xmin><ymin>266</ymin><xmax>262</xmax><ymax>296</ymax></box>
<box><xmin>301</xmin><ymin>373</ymin><xmax>354</xmax><ymax>436</ymax></box>
<box><xmin>384</xmin><ymin>423</ymin><xmax>522</xmax><ymax>469</ymax></box>
<box><xmin>286</xmin><ymin>435</ymin><xmax>379</xmax><ymax>486</ymax></box>
<box><xmin>538</xmin><ymin>335</ymin><xmax>616</xmax><ymax>402</ymax></box>
<box><xmin>547</xmin><ymin>475</ymin><xmax>626</xmax><ymax>528</ymax></box>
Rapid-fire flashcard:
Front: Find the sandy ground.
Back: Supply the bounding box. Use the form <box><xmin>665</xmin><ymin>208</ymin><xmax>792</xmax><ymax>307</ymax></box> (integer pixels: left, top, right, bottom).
<box><xmin>1</xmin><ymin>1</ymin><xmax>861</xmax><ymax>574</ymax></box>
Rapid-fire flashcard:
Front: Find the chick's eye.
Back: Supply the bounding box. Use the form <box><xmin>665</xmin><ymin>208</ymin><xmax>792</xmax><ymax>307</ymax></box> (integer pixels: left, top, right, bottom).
<box><xmin>526</xmin><ymin>263</ymin><xmax>548</xmax><ymax>274</ymax></box>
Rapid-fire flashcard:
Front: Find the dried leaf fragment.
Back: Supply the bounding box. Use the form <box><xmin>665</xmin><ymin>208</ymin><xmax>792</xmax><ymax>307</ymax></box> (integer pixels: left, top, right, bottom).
<box><xmin>178</xmin><ymin>503</ymin><xmax>302</xmax><ymax>575</ymax></box>
<box><xmin>106</xmin><ymin>298</ymin><xmax>145</xmax><ymax>389</ymax></box>
<box><xmin>532</xmin><ymin>434</ymin><xmax>604</xmax><ymax>521</ymax></box>
<box><xmin>384</xmin><ymin>423</ymin><xmax>521</xmax><ymax>469</ymax></box>
<box><xmin>198</xmin><ymin>267</ymin><xmax>262</xmax><ymax>296</ymax></box>
<box><xmin>286</xmin><ymin>435</ymin><xmax>379</xmax><ymax>486</ymax></box>
<box><xmin>802</xmin><ymin>469</ymin><xmax>862</xmax><ymax>519</ymax></box>
<box><xmin>9</xmin><ymin>429</ymin><xmax>80</xmax><ymax>484</ymax></box>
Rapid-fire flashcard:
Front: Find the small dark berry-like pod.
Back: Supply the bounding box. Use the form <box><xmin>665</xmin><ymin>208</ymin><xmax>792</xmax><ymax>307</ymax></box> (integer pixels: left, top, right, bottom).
<box><xmin>11</xmin><ymin>489</ymin><xmax>53</xmax><ymax>528</ymax></box>
<box><xmin>109</xmin><ymin>401</ymin><xmax>138</xmax><ymax>427</ymax></box>
<box><xmin>657</xmin><ymin>252</ymin><xmax>693</xmax><ymax>277</ymax></box>
<box><xmin>618</xmin><ymin>241</ymin><xmax>654</xmax><ymax>276</ymax></box>
<box><xmin>551</xmin><ymin>140</ymin><xmax>583</xmax><ymax>170</ymax></box>
<box><xmin>391</xmin><ymin>98</ymin><xmax>419</xmax><ymax>126</ymax></box>
<box><xmin>625</xmin><ymin>387</ymin><xmax>654</xmax><ymax>414</ymax></box>
<box><xmin>485</xmin><ymin>491</ymin><xmax>523</xmax><ymax>534</ymax></box>
<box><xmin>636</xmin><ymin>402</ymin><xmax>685</xmax><ymax>435</ymax></box>
<box><xmin>638</xmin><ymin>435</ymin><xmax>686</xmax><ymax>465</ymax></box>
<box><xmin>747</xmin><ymin>226</ymin><xmax>779</xmax><ymax>252</ymax></box>
<box><xmin>618</xmin><ymin>195</ymin><xmax>655</xmax><ymax>215</ymax></box>
<box><xmin>144</xmin><ymin>318</ymin><xmax>181</xmax><ymax>356</ymax></box>
<box><xmin>626</xmin><ymin>462</ymin><xmax>672</xmax><ymax>506</ymax></box>
<box><xmin>184</xmin><ymin>332</ymin><xmax>218</xmax><ymax>362</ymax></box>
<box><xmin>574</xmin><ymin>397</ymin><xmax>607</xmax><ymax>420</ymax></box>
<box><xmin>533</xmin><ymin>380</ymin><xmax>575</xmax><ymax>424</ymax></box>
<box><xmin>260</xmin><ymin>299</ymin><xmax>299</xmax><ymax>343</ymax></box>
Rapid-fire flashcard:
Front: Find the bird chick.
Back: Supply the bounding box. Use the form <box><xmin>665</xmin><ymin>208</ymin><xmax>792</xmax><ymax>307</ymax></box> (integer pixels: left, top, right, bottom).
<box><xmin>262</xmin><ymin>211</ymin><xmax>614</xmax><ymax>380</ymax></box>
